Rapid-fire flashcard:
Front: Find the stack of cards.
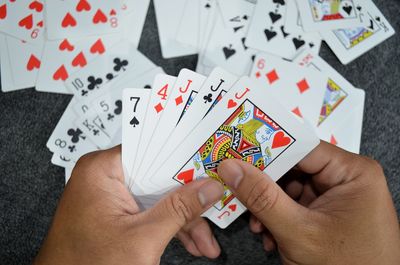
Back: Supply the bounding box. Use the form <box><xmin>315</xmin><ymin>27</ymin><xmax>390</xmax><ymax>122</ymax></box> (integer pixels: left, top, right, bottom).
<box><xmin>122</xmin><ymin>67</ymin><xmax>320</xmax><ymax>228</ymax></box>
<box><xmin>0</xmin><ymin>0</ymin><xmax>151</xmax><ymax>93</ymax></box>
<box><xmin>154</xmin><ymin>0</ymin><xmax>394</xmax><ymax>74</ymax></box>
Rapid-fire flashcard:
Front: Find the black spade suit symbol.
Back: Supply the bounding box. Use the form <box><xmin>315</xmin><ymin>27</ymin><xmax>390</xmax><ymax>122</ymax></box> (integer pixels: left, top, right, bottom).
<box><xmin>292</xmin><ymin>37</ymin><xmax>305</xmax><ymax>50</ymax></box>
<box><xmin>264</xmin><ymin>28</ymin><xmax>277</xmax><ymax>41</ymax></box>
<box><xmin>269</xmin><ymin>12</ymin><xmax>282</xmax><ymax>23</ymax></box>
<box><xmin>130</xmin><ymin>116</ymin><xmax>139</xmax><ymax>127</ymax></box>
<box><xmin>342</xmin><ymin>5</ymin><xmax>353</xmax><ymax>15</ymax></box>
<box><xmin>223</xmin><ymin>44</ymin><xmax>236</xmax><ymax>60</ymax></box>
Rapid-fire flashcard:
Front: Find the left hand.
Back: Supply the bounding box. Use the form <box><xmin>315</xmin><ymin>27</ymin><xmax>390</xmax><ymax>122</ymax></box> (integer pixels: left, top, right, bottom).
<box><xmin>34</xmin><ymin>146</ymin><xmax>224</xmax><ymax>265</ymax></box>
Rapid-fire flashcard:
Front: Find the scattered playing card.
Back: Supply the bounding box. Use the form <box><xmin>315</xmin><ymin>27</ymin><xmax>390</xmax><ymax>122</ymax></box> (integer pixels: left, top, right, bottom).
<box><xmin>320</xmin><ymin>0</ymin><xmax>395</xmax><ymax>64</ymax></box>
<box><xmin>45</xmin><ymin>0</ymin><xmax>123</xmax><ymax>40</ymax></box>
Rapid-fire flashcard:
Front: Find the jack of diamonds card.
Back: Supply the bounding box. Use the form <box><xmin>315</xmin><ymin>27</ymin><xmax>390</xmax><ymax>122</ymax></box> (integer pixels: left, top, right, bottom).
<box><xmin>0</xmin><ymin>0</ymin><xmax>45</xmax><ymax>43</ymax></box>
<box><xmin>45</xmin><ymin>0</ymin><xmax>123</xmax><ymax>40</ymax></box>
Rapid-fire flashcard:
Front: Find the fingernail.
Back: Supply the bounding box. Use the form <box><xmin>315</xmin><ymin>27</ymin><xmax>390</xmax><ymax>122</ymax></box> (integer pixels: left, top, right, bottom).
<box><xmin>198</xmin><ymin>180</ymin><xmax>224</xmax><ymax>207</ymax></box>
<box><xmin>218</xmin><ymin>160</ymin><xmax>243</xmax><ymax>189</ymax></box>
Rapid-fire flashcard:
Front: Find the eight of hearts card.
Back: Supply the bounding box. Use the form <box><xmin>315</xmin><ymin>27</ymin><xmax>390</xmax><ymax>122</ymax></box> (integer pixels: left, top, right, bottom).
<box><xmin>146</xmin><ymin>77</ymin><xmax>320</xmax><ymax>228</ymax></box>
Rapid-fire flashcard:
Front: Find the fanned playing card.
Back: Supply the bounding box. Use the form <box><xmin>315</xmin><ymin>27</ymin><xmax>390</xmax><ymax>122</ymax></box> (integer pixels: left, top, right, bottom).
<box><xmin>148</xmin><ymin>77</ymin><xmax>320</xmax><ymax>228</ymax></box>
<box><xmin>45</xmin><ymin>0</ymin><xmax>123</xmax><ymax>40</ymax></box>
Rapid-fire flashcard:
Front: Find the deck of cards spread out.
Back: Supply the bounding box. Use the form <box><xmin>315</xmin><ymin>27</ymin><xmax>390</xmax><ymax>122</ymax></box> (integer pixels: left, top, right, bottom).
<box><xmin>0</xmin><ymin>0</ymin><xmax>395</xmax><ymax>228</ymax></box>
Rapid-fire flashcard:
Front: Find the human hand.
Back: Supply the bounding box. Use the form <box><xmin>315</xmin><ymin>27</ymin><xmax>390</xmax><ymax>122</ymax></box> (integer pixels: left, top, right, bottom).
<box><xmin>218</xmin><ymin>141</ymin><xmax>400</xmax><ymax>265</ymax></box>
<box><xmin>34</xmin><ymin>146</ymin><xmax>224</xmax><ymax>265</ymax></box>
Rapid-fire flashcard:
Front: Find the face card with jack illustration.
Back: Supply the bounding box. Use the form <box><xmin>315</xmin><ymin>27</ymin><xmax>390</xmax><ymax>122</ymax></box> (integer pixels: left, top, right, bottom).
<box><xmin>296</xmin><ymin>0</ymin><xmax>364</xmax><ymax>31</ymax></box>
<box><xmin>149</xmin><ymin>77</ymin><xmax>319</xmax><ymax>228</ymax></box>
<box><xmin>320</xmin><ymin>0</ymin><xmax>395</xmax><ymax>65</ymax></box>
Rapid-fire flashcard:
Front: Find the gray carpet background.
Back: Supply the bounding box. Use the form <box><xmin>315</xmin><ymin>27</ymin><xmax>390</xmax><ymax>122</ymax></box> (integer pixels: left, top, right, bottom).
<box><xmin>0</xmin><ymin>1</ymin><xmax>399</xmax><ymax>264</ymax></box>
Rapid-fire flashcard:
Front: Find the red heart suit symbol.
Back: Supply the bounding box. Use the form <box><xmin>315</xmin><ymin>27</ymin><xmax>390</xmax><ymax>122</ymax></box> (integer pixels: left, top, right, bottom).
<box><xmin>26</xmin><ymin>54</ymin><xmax>41</xmax><ymax>71</ymax></box>
<box><xmin>272</xmin><ymin>131</ymin><xmax>291</xmax><ymax>149</ymax></box>
<box><xmin>0</xmin><ymin>4</ymin><xmax>7</xmax><ymax>20</ymax></box>
<box><xmin>76</xmin><ymin>0</ymin><xmax>91</xmax><ymax>12</ymax></box>
<box><xmin>110</xmin><ymin>9</ymin><xmax>117</xmax><ymax>16</ymax></box>
<box><xmin>53</xmin><ymin>65</ymin><xmax>68</xmax><ymax>81</ymax></box>
<box><xmin>59</xmin><ymin>39</ymin><xmax>74</xmax><ymax>52</ymax></box>
<box><xmin>227</xmin><ymin>99</ymin><xmax>237</xmax><ymax>109</ymax></box>
<box><xmin>176</xmin><ymin>169</ymin><xmax>194</xmax><ymax>184</ymax></box>
<box><xmin>19</xmin><ymin>14</ymin><xmax>33</xmax><ymax>29</ymax></box>
<box><xmin>92</xmin><ymin>9</ymin><xmax>107</xmax><ymax>24</ymax></box>
<box><xmin>62</xmin><ymin>12</ymin><xmax>77</xmax><ymax>28</ymax></box>
<box><xmin>90</xmin><ymin>38</ymin><xmax>105</xmax><ymax>54</ymax></box>
<box><xmin>29</xmin><ymin>1</ymin><xmax>43</xmax><ymax>12</ymax></box>
<box><xmin>36</xmin><ymin>20</ymin><xmax>43</xmax><ymax>28</ymax></box>
<box><xmin>228</xmin><ymin>204</ymin><xmax>237</xmax><ymax>212</ymax></box>
<box><xmin>71</xmin><ymin>51</ymin><xmax>87</xmax><ymax>67</ymax></box>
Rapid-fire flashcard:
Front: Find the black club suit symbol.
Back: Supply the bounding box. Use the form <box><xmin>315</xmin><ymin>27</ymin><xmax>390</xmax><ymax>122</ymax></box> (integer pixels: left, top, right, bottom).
<box><xmin>113</xmin><ymin>58</ymin><xmax>128</xmax><ymax>72</ymax></box>
<box><xmin>203</xmin><ymin>93</ymin><xmax>213</xmax><ymax>103</ymax></box>
<box><xmin>87</xmin><ymin>76</ymin><xmax>103</xmax><ymax>90</ymax></box>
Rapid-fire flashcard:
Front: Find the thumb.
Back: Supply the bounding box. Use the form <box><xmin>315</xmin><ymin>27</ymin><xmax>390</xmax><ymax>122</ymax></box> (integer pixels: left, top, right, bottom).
<box><xmin>140</xmin><ymin>178</ymin><xmax>224</xmax><ymax>243</ymax></box>
<box><xmin>218</xmin><ymin>159</ymin><xmax>309</xmax><ymax>238</ymax></box>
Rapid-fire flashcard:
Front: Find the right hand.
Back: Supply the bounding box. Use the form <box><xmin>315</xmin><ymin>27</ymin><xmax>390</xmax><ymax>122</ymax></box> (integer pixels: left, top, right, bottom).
<box><xmin>217</xmin><ymin>141</ymin><xmax>400</xmax><ymax>265</ymax></box>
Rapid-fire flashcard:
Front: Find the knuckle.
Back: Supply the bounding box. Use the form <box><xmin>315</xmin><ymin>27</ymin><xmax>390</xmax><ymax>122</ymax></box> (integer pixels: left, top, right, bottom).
<box><xmin>246</xmin><ymin>179</ymin><xmax>279</xmax><ymax>214</ymax></box>
<box><xmin>166</xmin><ymin>192</ymin><xmax>194</xmax><ymax>225</ymax></box>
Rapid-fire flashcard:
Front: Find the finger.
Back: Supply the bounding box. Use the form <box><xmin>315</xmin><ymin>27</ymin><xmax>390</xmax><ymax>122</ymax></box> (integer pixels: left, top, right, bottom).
<box><xmin>176</xmin><ymin>231</ymin><xmax>202</xmax><ymax>257</ymax></box>
<box><xmin>298</xmin><ymin>181</ymin><xmax>318</xmax><ymax>207</ymax></box>
<box><xmin>249</xmin><ymin>215</ymin><xmax>264</xmax><ymax>233</ymax></box>
<box><xmin>297</xmin><ymin>141</ymin><xmax>358</xmax><ymax>194</ymax></box>
<box><xmin>218</xmin><ymin>159</ymin><xmax>309</xmax><ymax>238</ymax></box>
<box><xmin>140</xmin><ymin>178</ymin><xmax>224</xmax><ymax>246</ymax></box>
<box><xmin>262</xmin><ymin>232</ymin><xmax>276</xmax><ymax>252</ymax></box>
<box><xmin>283</xmin><ymin>179</ymin><xmax>304</xmax><ymax>200</ymax></box>
<box><xmin>185</xmin><ymin>218</ymin><xmax>221</xmax><ymax>259</ymax></box>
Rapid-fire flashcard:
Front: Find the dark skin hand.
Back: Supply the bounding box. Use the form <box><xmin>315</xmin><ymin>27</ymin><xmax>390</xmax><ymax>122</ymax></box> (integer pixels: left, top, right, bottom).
<box><xmin>34</xmin><ymin>142</ymin><xmax>400</xmax><ymax>265</ymax></box>
<box><xmin>218</xmin><ymin>141</ymin><xmax>400</xmax><ymax>265</ymax></box>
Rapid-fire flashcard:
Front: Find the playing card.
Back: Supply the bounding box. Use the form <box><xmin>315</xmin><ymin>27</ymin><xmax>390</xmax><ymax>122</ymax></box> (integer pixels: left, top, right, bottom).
<box><xmin>250</xmin><ymin>52</ymin><xmax>327</xmax><ymax>127</ymax></box>
<box><xmin>122</xmin><ymin>88</ymin><xmax>152</xmax><ymax>187</ymax></box>
<box><xmin>45</xmin><ymin>0</ymin><xmax>123</xmax><ymax>40</ymax></box>
<box><xmin>0</xmin><ymin>0</ymin><xmax>45</xmax><ymax>43</ymax></box>
<box><xmin>245</xmin><ymin>0</ymin><xmax>322</xmax><ymax>60</ymax></box>
<box><xmin>36</xmin><ymin>35</ymin><xmax>121</xmax><ymax>94</ymax></box>
<box><xmin>65</xmin><ymin>41</ymin><xmax>155</xmax><ymax>101</ymax></box>
<box><xmin>296</xmin><ymin>0</ymin><xmax>364</xmax><ymax>31</ymax></box>
<box><xmin>86</xmin><ymin>67</ymin><xmax>164</xmax><ymax>146</ymax></box>
<box><xmin>143</xmin><ymin>67</ymin><xmax>238</xmax><ymax>185</ymax></box>
<box><xmin>202</xmin><ymin>9</ymin><xmax>251</xmax><ymax>75</ymax></box>
<box><xmin>0</xmin><ymin>35</ymin><xmax>19</xmax><ymax>92</ymax></box>
<box><xmin>153</xmin><ymin>0</ymin><xmax>198</xmax><ymax>58</ymax></box>
<box><xmin>293</xmin><ymin>50</ymin><xmax>365</xmax><ymax>147</ymax></box>
<box><xmin>175</xmin><ymin>0</ymin><xmax>200</xmax><ymax>49</ymax></box>
<box><xmin>51</xmin><ymin>152</ymin><xmax>75</xmax><ymax>169</ymax></box>
<box><xmin>328</xmin><ymin>94</ymin><xmax>364</xmax><ymax>153</ymax></box>
<box><xmin>47</xmin><ymin>98</ymin><xmax>99</xmax><ymax>161</ymax></box>
<box><xmin>129</xmin><ymin>73</ymin><xmax>177</xmax><ymax>189</ymax></box>
<box><xmin>198</xmin><ymin>0</ymin><xmax>214</xmax><ymax>50</ymax></box>
<box><xmin>6</xmin><ymin>35</ymin><xmax>44</xmax><ymax>88</ymax></box>
<box><xmin>65</xmin><ymin>166</ymin><xmax>74</xmax><ymax>184</ymax></box>
<box><xmin>122</xmin><ymin>0</ymin><xmax>151</xmax><ymax>48</ymax></box>
<box><xmin>148</xmin><ymin>76</ymin><xmax>320</xmax><ymax>228</ymax></box>
<box><xmin>321</xmin><ymin>0</ymin><xmax>395</xmax><ymax>65</ymax></box>
<box><xmin>284</xmin><ymin>0</ymin><xmax>302</xmax><ymax>33</ymax></box>
<box><xmin>134</xmin><ymin>69</ymin><xmax>206</xmax><ymax>194</ymax></box>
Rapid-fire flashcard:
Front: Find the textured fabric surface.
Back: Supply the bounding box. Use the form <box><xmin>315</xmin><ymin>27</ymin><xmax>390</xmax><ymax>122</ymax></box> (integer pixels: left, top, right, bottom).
<box><xmin>0</xmin><ymin>1</ymin><xmax>399</xmax><ymax>264</ymax></box>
